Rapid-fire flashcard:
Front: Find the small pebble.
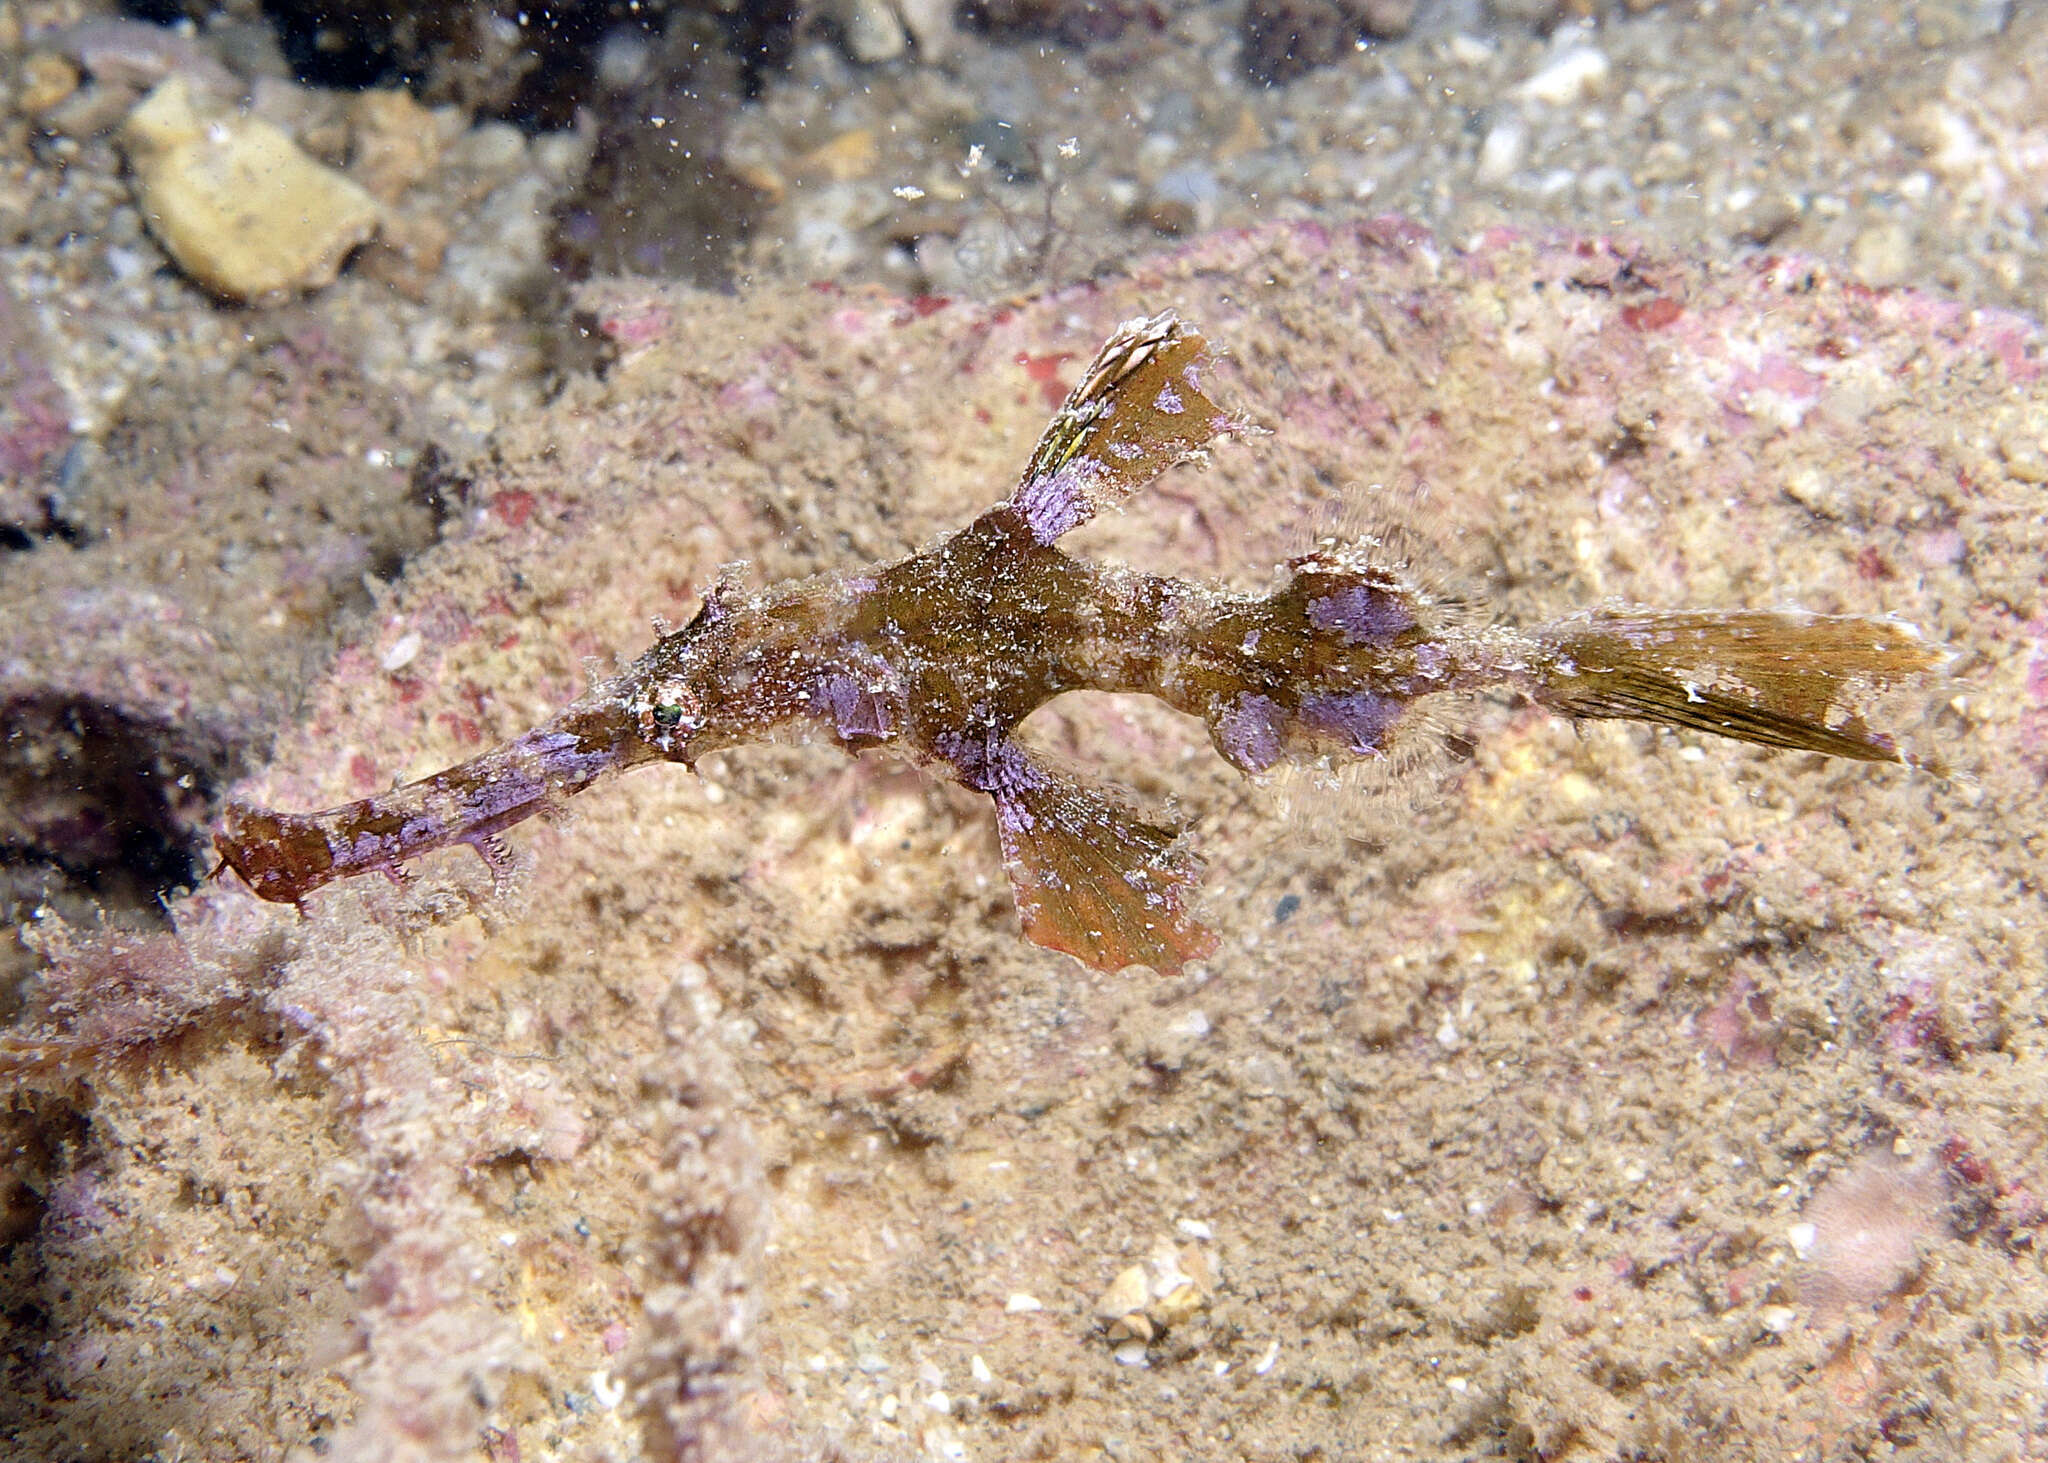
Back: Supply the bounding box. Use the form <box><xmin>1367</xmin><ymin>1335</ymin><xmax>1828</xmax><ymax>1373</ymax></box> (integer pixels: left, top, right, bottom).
<box><xmin>121</xmin><ymin>77</ymin><xmax>379</xmax><ymax>305</ymax></box>
<box><xmin>1476</xmin><ymin>119</ymin><xmax>1528</xmax><ymax>185</ymax></box>
<box><xmin>1519</xmin><ymin>47</ymin><xmax>1610</xmax><ymax>106</ymax></box>
<box><xmin>841</xmin><ymin>0</ymin><xmax>908</xmax><ymax>63</ymax></box>
<box><xmin>799</xmin><ymin>128</ymin><xmax>880</xmax><ymax>183</ymax></box>
<box><xmin>1094</xmin><ymin>1264</ymin><xmax>1152</xmax><ymax>1340</ymax></box>
<box><xmin>1997</xmin><ymin>429</ymin><xmax>2048</xmax><ymax>483</ymax></box>
<box><xmin>17</xmin><ymin>52</ymin><xmax>80</xmax><ymax>115</ymax></box>
<box><xmin>1448</xmin><ymin>33</ymin><xmax>1495</xmax><ymax>65</ymax></box>
<box><xmin>1910</xmin><ymin>0</ymin><xmax>2013</xmax><ymax>46</ymax></box>
<box><xmin>448</xmin><ymin>120</ymin><xmax>527</xmax><ymax>177</ymax></box>
<box><xmin>1850</xmin><ymin>221</ymin><xmax>1915</xmax><ymax>286</ymax></box>
<box><xmin>896</xmin><ymin>0</ymin><xmax>954</xmax><ymax>59</ymax></box>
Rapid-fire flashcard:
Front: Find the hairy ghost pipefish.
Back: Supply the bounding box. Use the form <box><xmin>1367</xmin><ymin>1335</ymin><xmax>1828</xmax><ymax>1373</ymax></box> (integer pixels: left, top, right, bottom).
<box><xmin>215</xmin><ymin>312</ymin><xmax>1941</xmax><ymax>974</ymax></box>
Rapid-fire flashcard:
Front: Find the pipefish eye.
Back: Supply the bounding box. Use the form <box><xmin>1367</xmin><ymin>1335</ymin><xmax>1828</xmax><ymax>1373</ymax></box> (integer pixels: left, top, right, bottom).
<box><xmin>652</xmin><ymin>703</ymin><xmax>685</xmax><ymax>728</ymax></box>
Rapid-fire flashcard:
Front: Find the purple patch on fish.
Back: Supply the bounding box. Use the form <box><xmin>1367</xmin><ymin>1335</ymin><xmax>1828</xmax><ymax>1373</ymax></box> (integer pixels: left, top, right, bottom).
<box><xmin>935</xmin><ymin>730</ymin><xmax>1045</xmax><ymax>799</ymax></box>
<box><xmin>449</xmin><ymin>775</ymin><xmax>546</xmax><ymax>837</ymax></box>
<box><xmin>817</xmin><ymin>669</ymin><xmax>894</xmax><ymax>741</ymax></box>
<box><xmin>527</xmin><ymin>728</ymin><xmax>621</xmax><ymax>784</ymax></box>
<box><xmin>994</xmin><ymin>795</ymin><xmax>1039</xmax><ymax>837</ymax></box>
<box><xmin>1215</xmin><ymin>693</ymin><xmax>1284</xmax><ymax>773</ymax></box>
<box><xmin>1307</xmin><ymin>584</ymin><xmax>1414</xmax><ymax>646</ymax></box>
<box><xmin>1153</xmin><ymin>384</ymin><xmax>1184</xmax><ymax>415</ymax></box>
<box><xmin>1299</xmin><ymin>690</ymin><xmax>1402</xmax><ymax>755</ymax></box>
<box><xmin>346</xmin><ymin>826</ymin><xmax>410</xmax><ymax>866</ymax></box>
<box><xmin>1013</xmin><ymin>459</ymin><xmax>1097</xmax><ymax>544</ymax></box>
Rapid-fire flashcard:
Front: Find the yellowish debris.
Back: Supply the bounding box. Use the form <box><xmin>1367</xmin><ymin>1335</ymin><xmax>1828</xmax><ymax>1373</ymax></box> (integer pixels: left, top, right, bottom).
<box><xmin>121</xmin><ymin>76</ymin><xmax>380</xmax><ymax>306</ymax></box>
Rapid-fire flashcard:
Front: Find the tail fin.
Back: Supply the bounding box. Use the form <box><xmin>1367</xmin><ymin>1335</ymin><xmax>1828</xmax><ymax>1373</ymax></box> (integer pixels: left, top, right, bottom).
<box><xmin>988</xmin><ymin>758</ymin><xmax>1217</xmax><ymax>976</ymax></box>
<box><xmin>1533</xmin><ymin>610</ymin><xmax>1943</xmax><ymax>769</ymax></box>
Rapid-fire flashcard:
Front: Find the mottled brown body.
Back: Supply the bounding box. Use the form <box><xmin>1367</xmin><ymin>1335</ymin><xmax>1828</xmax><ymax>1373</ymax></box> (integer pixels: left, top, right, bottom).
<box><xmin>216</xmin><ymin>313</ymin><xmax>1940</xmax><ymax>973</ymax></box>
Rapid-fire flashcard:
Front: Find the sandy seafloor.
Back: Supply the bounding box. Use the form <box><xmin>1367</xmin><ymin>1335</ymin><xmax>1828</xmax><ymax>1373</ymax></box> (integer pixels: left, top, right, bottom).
<box><xmin>3</xmin><ymin>2</ymin><xmax>2048</xmax><ymax>1461</ymax></box>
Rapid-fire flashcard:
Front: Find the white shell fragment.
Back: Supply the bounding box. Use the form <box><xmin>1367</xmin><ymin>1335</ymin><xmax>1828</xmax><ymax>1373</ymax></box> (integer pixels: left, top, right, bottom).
<box><xmin>121</xmin><ymin>77</ymin><xmax>381</xmax><ymax>305</ymax></box>
<box><xmin>1758</xmin><ymin>1304</ymin><xmax>1799</xmax><ymax>1335</ymax></box>
<box><xmin>381</xmin><ymin>631</ymin><xmax>423</xmax><ymax>672</ymax></box>
<box><xmin>1518</xmin><ymin>47</ymin><xmax>1611</xmax><ymax>106</ymax></box>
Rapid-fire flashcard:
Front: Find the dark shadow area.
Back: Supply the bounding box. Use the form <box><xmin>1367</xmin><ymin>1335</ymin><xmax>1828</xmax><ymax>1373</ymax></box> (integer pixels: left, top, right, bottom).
<box><xmin>0</xmin><ymin>693</ymin><xmax>234</xmax><ymax>961</ymax></box>
<box><xmin>236</xmin><ymin>0</ymin><xmax>798</xmax><ymax>119</ymax></box>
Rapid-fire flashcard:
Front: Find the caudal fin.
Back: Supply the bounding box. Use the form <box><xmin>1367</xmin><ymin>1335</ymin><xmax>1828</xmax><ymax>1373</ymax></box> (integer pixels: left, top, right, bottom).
<box><xmin>1533</xmin><ymin>610</ymin><xmax>1943</xmax><ymax>769</ymax></box>
<box><xmin>988</xmin><ymin>759</ymin><xmax>1217</xmax><ymax>976</ymax></box>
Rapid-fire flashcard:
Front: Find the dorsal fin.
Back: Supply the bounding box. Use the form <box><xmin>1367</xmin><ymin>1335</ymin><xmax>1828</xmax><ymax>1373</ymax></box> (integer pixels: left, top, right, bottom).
<box><xmin>1007</xmin><ymin>311</ymin><xmax>1246</xmax><ymax>546</ymax></box>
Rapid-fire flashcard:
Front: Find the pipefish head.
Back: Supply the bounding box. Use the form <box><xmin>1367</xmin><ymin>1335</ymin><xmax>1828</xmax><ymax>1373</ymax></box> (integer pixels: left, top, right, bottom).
<box><xmin>626</xmin><ymin>572</ymin><xmax>750</xmax><ymax>766</ymax></box>
<box><xmin>630</xmin><ymin>639</ymin><xmax>724</xmax><ymax>766</ymax></box>
<box><xmin>633</xmin><ymin>680</ymin><xmax>709</xmax><ymax>762</ymax></box>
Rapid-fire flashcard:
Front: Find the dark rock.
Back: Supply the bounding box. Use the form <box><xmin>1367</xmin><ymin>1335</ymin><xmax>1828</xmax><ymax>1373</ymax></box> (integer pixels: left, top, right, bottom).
<box><xmin>1241</xmin><ymin>0</ymin><xmax>1418</xmax><ymax>84</ymax></box>
<box><xmin>962</xmin><ymin>0</ymin><xmax>1153</xmax><ymax>47</ymax></box>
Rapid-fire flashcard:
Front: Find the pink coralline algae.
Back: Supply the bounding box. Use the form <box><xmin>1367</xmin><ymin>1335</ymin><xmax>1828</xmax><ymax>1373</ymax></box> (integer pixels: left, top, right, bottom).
<box><xmin>1798</xmin><ymin>1156</ymin><xmax>1948</xmax><ymax>1324</ymax></box>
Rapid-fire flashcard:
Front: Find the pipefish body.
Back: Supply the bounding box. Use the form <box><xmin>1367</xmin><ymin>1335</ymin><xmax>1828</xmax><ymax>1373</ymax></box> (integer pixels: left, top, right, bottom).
<box><xmin>216</xmin><ymin>312</ymin><xmax>1941</xmax><ymax>974</ymax></box>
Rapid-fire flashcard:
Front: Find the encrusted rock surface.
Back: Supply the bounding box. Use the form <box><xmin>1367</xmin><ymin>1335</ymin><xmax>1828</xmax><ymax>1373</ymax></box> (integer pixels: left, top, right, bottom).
<box><xmin>5</xmin><ymin>220</ymin><xmax>2044</xmax><ymax>1461</ymax></box>
<box><xmin>0</xmin><ymin>278</ymin><xmax>72</xmax><ymax>535</ymax></box>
